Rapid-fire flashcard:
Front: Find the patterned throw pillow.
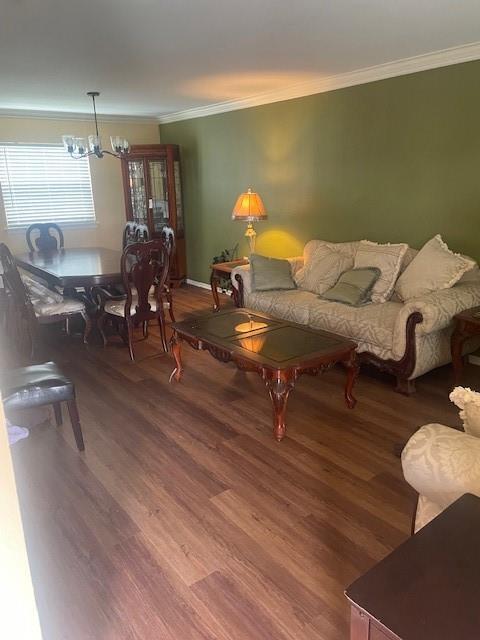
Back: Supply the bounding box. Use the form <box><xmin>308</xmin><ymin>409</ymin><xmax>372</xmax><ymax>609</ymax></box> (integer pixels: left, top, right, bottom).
<box><xmin>395</xmin><ymin>235</ymin><xmax>475</xmax><ymax>301</ymax></box>
<box><xmin>294</xmin><ymin>241</ymin><xmax>354</xmax><ymax>295</ymax></box>
<box><xmin>354</xmin><ymin>240</ymin><xmax>408</xmax><ymax>303</ymax></box>
<box><xmin>321</xmin><ymin>267</ymin><xmax>381</xmax><ymax>306</ymax></box>
<box><xmin>450</xmin><ymin>387</ymin><xmax>480</xmax><ymax>439</ymax></box>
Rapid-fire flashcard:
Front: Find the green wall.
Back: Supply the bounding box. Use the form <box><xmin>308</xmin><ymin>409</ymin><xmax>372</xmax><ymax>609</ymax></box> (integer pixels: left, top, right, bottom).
<box><xmin>160</xmin><ymin>60</ymin><xmax>480</xmax><ymax>283</ymax></box>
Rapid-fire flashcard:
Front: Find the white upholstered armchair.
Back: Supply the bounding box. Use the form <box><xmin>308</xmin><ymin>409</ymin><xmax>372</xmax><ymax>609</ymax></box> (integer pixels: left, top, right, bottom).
<box><xmin>402</xmin><ymin>387</ymin><xmax>480</xmax><ymax>532</ymax></box>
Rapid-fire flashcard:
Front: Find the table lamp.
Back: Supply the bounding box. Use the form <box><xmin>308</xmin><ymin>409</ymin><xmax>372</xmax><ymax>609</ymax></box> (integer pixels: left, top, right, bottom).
<box><xmin>232</xmin><ymin>188</ymin><xmax>267</xmax><ymax>254</ymax></box>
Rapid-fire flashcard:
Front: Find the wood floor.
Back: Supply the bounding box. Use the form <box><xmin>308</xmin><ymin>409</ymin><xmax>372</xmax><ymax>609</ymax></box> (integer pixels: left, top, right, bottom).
<box><xmin>9</xmin><ymin>285</ymin><xmax>478</xmax><ymax>640</ymax></box>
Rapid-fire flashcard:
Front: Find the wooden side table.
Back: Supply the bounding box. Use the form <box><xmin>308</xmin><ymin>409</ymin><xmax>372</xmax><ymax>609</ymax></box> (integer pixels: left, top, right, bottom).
<box><xmin>451</xmin><ymin>306</ymin><xmax>480</xmax><ymax>383</ymax></box>
<box><xmin>209</xmin><ymin>259</ymin><xmax>248</xmax><ymax>311</ymax></box>
<box><xmin>345</xmin><ymin>493</ymin><xmax>480</xmax><ymax>640</ymax></box>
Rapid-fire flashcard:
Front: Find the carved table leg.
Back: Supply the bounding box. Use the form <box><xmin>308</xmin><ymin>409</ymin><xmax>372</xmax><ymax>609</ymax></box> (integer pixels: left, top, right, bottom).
<box><xmin>169</xmin><ymin>332</ymin><xmax>184</xmax><ymax>382</ymax></box>
<box><xmin>344</xmin><ymin>352</ymin><xmax>359</xmax><ymax>409</ymax></box>
<box><xmin>451</xmin><ymin>328</ymin><xmax>467</xmax><ymax>385</ymax></box>
<box><xmin>210</xmin><ymin>270</ymin><xmax>221</xmax><ymax>312</ymax></box>
<box><xmin>264</xmin><ymin>371</ymin><xmax>295</xmax><ymax>442</ymax></box>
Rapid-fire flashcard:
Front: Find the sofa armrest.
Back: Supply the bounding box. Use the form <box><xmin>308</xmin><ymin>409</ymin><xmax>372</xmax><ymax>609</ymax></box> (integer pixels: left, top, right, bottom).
<box><xmin>399</xmin><ymin>282</ymin><xmax>480</xmax><ymax>335</ymax></box>
<box><xmin>231</xmin><ymin>264</ymin><xmax>252</xmax><ymax>295</ymax></box>
<box><xmin>402</xmin><ymin>423</ymin><xmax>480</xmax><ymax>509</ymax></box>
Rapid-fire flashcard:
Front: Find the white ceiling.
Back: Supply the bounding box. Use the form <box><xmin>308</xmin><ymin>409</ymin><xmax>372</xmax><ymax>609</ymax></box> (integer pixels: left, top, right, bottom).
<box><xmin>1</xmin><ymin>0</ymin><xmax>480</xmax><ymax>119</ymax></box>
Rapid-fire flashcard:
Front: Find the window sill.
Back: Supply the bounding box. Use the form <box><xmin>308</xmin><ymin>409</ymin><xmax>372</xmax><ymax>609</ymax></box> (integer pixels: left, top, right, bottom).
<box><xmin>5</xmin><ymin>222</ymin><xmax>99</xmax><ymax>233</ymax></box>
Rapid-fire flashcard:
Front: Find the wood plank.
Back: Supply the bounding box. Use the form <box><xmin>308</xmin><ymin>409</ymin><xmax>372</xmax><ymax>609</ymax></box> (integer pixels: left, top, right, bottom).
<box><xmin>5</xmin><ymin>284</ymin><xmax>478</xmax><ymax>639</ymax></box>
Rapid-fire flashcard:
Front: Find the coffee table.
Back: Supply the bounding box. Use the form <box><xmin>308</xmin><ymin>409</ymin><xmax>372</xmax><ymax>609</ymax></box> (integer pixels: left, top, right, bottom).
<box><xmin>169</xmin><ymin>308</ymin><xmax>358</xmax><ymax>441</ymax></box>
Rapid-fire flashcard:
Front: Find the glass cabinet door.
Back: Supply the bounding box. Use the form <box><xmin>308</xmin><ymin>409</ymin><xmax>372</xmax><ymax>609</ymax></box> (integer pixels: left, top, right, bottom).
<box><xmin>127</xmin><ymin>160</ymin><xmax>148</xmax><ymax>224</ymax></box>
<box><xmin>148</xmin><ymin>159</ymin><xmax>170</xmax><ymax>232</ymax></box>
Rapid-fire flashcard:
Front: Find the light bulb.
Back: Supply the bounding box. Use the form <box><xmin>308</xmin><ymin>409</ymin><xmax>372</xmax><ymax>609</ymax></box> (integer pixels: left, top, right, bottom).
<box><xmin>62</xmin><ymin>135</ymin><xmax>75</xmax><ymax>153</ymax></box>
<box><xmin>88</xmin><ymin>134</ymin><xmax>101</xmax><ymax>152</ymax></box>
<box><xmin>74</xmin><ymin>137</ymin><xmax>87</xmax><ymax>155</ymax></box>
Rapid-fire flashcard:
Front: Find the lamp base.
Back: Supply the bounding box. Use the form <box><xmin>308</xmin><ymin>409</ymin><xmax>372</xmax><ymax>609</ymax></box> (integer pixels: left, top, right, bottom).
<box><xmin>245</xmin><ymin>222</ymin><xmax>257</xmax><ymax>254</ymax></box>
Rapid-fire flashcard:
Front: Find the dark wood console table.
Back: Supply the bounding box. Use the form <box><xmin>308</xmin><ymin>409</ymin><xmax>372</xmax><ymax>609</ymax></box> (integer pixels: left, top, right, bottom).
<box><xmin>451</xmin><ymin>306</ymin><xmax>480</xmax><ymax>383</ymax></box>
<box><xmin>345</xmin><ymin>493</ymin><xmax>480</xmax><ymax>639</ymax></box>
<box><xmin>169</xmin><ymin>308</ymin><xmax>358</xmax><ymax>441</ymax></box>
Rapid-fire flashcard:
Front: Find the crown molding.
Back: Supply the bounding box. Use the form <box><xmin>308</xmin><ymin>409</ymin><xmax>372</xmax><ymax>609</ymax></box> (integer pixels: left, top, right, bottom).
<box><xmin>157</xmin><ymin>40</ymin><xmax>480</xmax><ymax>124</ymax></box>
<box><xmin>0</xmin><ymin>108</ymin><xmax>158</xmax><ymax>124</ymax></box>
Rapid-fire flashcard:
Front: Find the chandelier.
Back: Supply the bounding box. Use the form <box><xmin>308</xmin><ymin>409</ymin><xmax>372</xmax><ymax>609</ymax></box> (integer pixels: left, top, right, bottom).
<box><xmin>62</xmin><ymin>91</ymin><xmax>130</xmax><ymax>159</ymax></box>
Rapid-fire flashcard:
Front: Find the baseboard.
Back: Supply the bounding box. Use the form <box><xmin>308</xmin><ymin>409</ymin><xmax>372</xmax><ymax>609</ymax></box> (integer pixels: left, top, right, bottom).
<box><xmin>186</xmin><ymin>278</ymin><xmax>232</xmax><ymax>296</ymax></box>
<box><xmin>186</xmin><ymin>278</ymin><xmax>210</xmax><ymax>290</ymax></box>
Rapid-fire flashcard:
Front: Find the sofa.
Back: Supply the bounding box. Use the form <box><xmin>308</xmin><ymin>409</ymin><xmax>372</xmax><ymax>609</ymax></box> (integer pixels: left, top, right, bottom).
<box><xmin>231</xmin><ymin>240</ymin><xmax>480</xmax><ymax>393</ymax></box>
<box><xmin>402</xmin><ymin>387</ymin><xmax>480</xmax><ymax>531</ymax></box>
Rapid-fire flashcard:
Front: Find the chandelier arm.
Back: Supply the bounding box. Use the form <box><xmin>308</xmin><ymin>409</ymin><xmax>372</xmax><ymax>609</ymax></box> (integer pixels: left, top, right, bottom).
<box><xmin>69</xmin><ymin>150</ymin><xmax>95</xmax><ymax>160</ymax></box>
<box><xmin>102</xmin><ymin>149</ymin><xmax>125</xmax><ymax>159</ymax></box>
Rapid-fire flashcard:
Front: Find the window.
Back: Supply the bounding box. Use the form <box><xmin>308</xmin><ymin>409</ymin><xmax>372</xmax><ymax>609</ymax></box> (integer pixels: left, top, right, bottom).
<box><xmin>0</xmin><ymin>143</ymin><xmax>95</xmax><ymax>229</ymax></box>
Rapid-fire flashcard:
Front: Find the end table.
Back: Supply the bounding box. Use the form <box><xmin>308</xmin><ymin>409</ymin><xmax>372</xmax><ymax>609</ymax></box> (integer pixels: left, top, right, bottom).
<box><xmin>451</xmin><ymin>306</ymin><xmax>480</xmax><ymax>383</ymax></box>
<box><xmin>210</xmin><ymin>259</ymin><xmax>248</xmax><ymax>311</ymax></box>
<box><xmin>345</xmin><ymin>493</ymin><xmax>480</xmax><ymax>640</ymax></box>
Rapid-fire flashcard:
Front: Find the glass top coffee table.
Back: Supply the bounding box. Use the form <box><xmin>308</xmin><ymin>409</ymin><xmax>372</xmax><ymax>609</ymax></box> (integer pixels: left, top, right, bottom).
<box><xmin>170</xmin><ymin>308</ymin><xmax>359</xmax><ymax>441</ymax></box>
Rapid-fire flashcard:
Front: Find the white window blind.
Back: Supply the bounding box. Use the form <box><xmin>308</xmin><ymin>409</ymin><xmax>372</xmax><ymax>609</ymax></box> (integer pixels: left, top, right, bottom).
<box><xmin>0</xmin><ymin>143</ymin><xmax>95</xmax><ymax>229</ymax></box>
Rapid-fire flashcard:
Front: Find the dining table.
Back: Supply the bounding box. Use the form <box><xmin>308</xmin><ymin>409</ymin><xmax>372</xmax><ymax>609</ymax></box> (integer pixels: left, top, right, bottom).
<box><xmin>15</xmin><ymin>247</ymin><xmax>123</xmax><ymax>292</ymax></box>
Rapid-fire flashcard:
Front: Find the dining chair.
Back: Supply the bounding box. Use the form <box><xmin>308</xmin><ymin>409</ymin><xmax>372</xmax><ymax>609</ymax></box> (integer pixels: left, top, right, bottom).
<box><xmin>115</xmin><ymin>222</ymin><xmax>150</xmax><ymax>297</ymax></box>
<box><xmin>0</xmin><ymin>243</ymin><xmax>90</xmax><ymax>360</ymax></box>
<box><xmin>26</xmin><ymin>223</ymin><xmax>64</xmax><ymax>252</ymax></box>
<box><xmin>96</xmin><ymin>239</ymin><xmax>171</xmax><ymax>360</ymax></box>
<box><xmin>0</xmin><ymin>361</ymin><xmax>85</xmax><ymax>451</ymax></box>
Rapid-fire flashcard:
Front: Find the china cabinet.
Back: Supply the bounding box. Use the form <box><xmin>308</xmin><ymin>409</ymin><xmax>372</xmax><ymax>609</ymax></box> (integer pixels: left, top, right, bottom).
<box><xmin>121</xmin><ymin>144</ymin><xmax>185</xmax><ymax>284</ymax></box>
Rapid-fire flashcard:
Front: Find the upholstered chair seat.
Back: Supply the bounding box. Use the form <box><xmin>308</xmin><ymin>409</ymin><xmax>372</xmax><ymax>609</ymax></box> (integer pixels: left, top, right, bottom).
<box><xmin>32</xmin><ymin>295</ymin><xmax>85</xmax><ymax>317</ymax></box>
<box><xmin>1</xmin><ymin>362</ymin><xmax>74</xmax><ymax>409</ymax></box>
<box><xmin>104</xmin><ymin>291</ymin><xmax>171</xmax><ymax>317</ymax></box>
<box><xmin>21</xmin><ymin>272</ymin><xmax>85</xmax><ymax>318</ymax></box>
<box><xmin>0</xmin><ymin>361</ymin><xmax>85</xmax><ymax>451</ymax></box>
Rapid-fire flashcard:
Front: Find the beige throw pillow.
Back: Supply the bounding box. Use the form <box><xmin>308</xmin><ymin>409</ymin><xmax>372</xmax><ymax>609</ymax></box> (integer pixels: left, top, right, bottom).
<box><xmin>322</xmin><ymin>267</ymin><xmax>381</xmax><ymax>306</ymax></box>
<box><xmin>450</xmin><ymin>387</ymin><xmax>480</xmax><ymax>438</ymax></box>
<box><xmin>395</xmin><ymin>235</ymin><xmax>475</xmax><ymax>301</ymax></box>
<box><xmin>250</xmin><ymin>254</ymin><xmax>296</xmax><ymax>291</ymax></box>
<box><xmin>294</xmin><ymin>241</ymin><xmax>353</xmax><ymax>295</ymax></box>
<box><xmin>354</xmin><ymin>240</ymin><xmax>408</xmax><ymax>303</ymax></box>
